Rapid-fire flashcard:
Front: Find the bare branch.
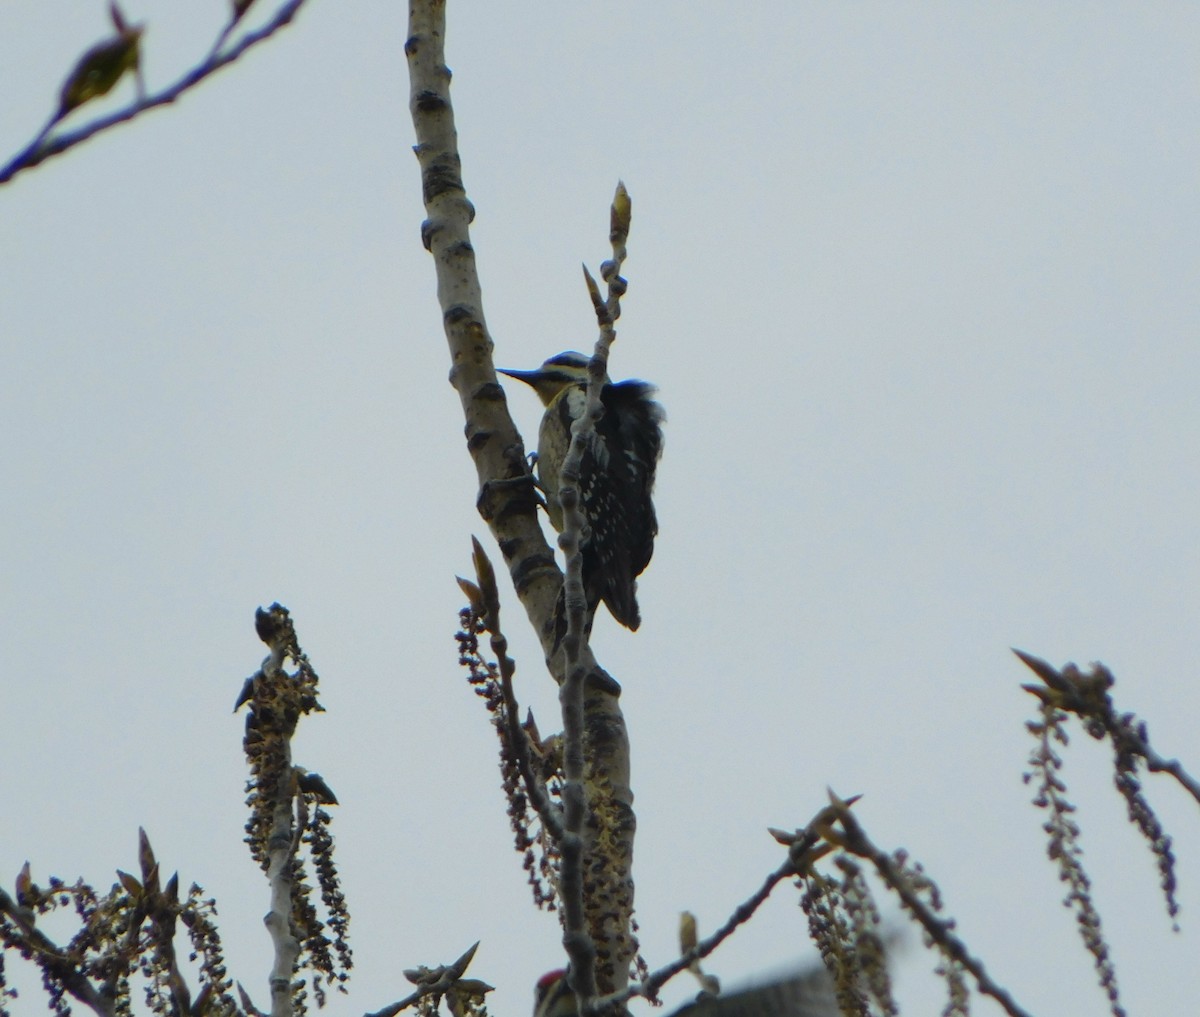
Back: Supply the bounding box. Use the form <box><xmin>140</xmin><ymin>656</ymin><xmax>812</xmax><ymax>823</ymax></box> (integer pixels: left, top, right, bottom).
<box><xmin>633</xmin><ymin>859</ymin><xmax>796</xmax><ymax>1007</ymax></box>
<box><xmin>409</xmin><ymin>1</ymin><xmax>636</xmax><ymax>993</ymax></box>
<box><xmin>553</xmin><ymin>182</ymin><xmax>640</xmax><ymax>1008</ymax></box>
<box><xmin>464</xmin><ymin>535</ymin><xmax>565</xmax><ymax>845</ymax></box>
<box><xmin>604</xmin><ymin>799</ymin><xmax>852</xmax><ymax>1010</ymax></box>
<box><xmin>1</xmin><ymin>0</ymin><xmax>310</xmax><ymax>185</ymax></box>
<box><xmin>1024</xmin><ymin>698</ymin><xmax>1125</xmax><ymax>1016</ymax></box>
<box><xmin>831</xmin><ymin>800</ymin><xmax>1037</xmax><ymax>1017</ymax></box>
<box><xmin>1017</xmin><ymin>650</ymin><xmax>1186</xmax><ymax>928</ymax></box>
<box><xmin>1016</xmin><ymin>648</ymin><xmax>1200</xmax><ymax>806</ymax></box>
<box><xmin>250</xmin><ymin>615</ymin><xmax>304</xmax><ymax>1016</ymax></box>
<box><xmin>405</xmin><ymin>0</ymin><xmax>567</xmax><ymax>656</ymax></box>
<box><xmin>0</xmin><ymin>887</ymin><xmax>117</xmax><ymax>1017</ymax></box>
<box><xmin>366</xmin><ymin>943</ymin><xmax>491</xmax><ymax>1017</ymax></box>
<box><xmin>241</xmin><ymin>603</ymin><xmax>350</xmax><ymax>1012</ymax></box>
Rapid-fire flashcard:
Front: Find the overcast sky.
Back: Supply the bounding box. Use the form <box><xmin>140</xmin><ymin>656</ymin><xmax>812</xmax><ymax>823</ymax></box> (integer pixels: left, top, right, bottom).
<box><xmin>2</xmin><ymin>4</ymin><xmax>1198</xmax><ymax>1017</ymax></box>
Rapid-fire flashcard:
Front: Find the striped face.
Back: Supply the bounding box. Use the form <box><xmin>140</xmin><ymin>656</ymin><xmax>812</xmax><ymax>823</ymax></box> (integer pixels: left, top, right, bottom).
<box><xmin>499</xmin><ymin>352</ymin><xmax>598</xmax><ymax>406</ymax></box>
<box><xmin>533</xmin><ymin>970</ymin><xmax>573</xmax><ymax>1017</ymax></box>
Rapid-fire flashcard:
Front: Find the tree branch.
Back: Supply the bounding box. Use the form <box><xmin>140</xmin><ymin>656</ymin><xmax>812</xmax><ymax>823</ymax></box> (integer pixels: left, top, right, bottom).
<box><xmin>554</xmin><ymin>183</ymin><xmax>637</xmax><ymax>1005</ymax></box>
<box><xmin>408</xmin><ymin>1</ymin><xmax>637</xmax><ymax>993</ymax></box>
<box><xmin>365</xmin><ymin>941</ymin><xmax>489</xmax><ymax>1017</ymax></box>
<box><xmin>1016</xmin><ymin>648</ymin><xmax>1200</xmax><ymax>806</ymax></box>
<box><xmin>1</xmin><ymin>0</ymin><xmax>310</xmax><ymax>185</ymax></box>
<box><xmin>251</xmin><ymin>622</ymin><xmax>304</xmax><ymax>1017</ymax></box>
<box><xmin>405</xmin><ymin>0</ymin><xmax>566</xmax><ymax>654</ymax></box>
<box><xmin>466</xmin><ymin>534</ymin><xmax>564</xmax><ymax>843</ymax></box>
<box><xmin>833</xmin><ymin>801</ymin><xmax>1036</xmax><ymax>1017</ymax></box>
<box><xmin>623</xmin><ymin>859</ymin><xmax>796</xmax><ymax>1008</ymax></box>
<box><xmin>0</xmin><ymin>887</ymin><xmax>117</xmax><ymax>1017</ymax></box>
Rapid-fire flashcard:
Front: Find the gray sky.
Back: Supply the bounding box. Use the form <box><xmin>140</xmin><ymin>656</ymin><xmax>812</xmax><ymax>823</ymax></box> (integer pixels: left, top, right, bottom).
<box><xmin>3</xmin><ymin>3</ymin><xmax>1198</xmax><ymax>1016</ymax></box>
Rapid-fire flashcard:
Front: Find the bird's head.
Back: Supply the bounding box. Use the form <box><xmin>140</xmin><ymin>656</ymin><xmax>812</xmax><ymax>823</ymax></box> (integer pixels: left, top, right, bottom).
<box><xmin>499</xmin><ymin>352</ymin><xmax>602</xmax><ymax>406</ymax></box>
<box><xmin>532</xmin><ymin>969</ymin><xmax>574</xmax><ymax>1017</ymax></box>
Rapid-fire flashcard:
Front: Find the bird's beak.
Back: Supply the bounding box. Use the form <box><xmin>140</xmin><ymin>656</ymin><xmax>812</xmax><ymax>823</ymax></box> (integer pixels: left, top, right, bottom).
<box><xmin>497</xmin><ymin>367</ymin><xmax>536</xmax><ymax>384</ymax></box>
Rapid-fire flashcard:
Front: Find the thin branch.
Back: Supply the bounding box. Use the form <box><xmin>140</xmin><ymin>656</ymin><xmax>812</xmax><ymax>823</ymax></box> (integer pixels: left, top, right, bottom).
<box><xmin>556</xmin><ymin>463</ymin><xmax>595</xmax><ymax>997</ymax></box>
<box><xmin>1016</xmin><ymin>649</ymin><xmax>1187</xmax><ymax>927</ymax></box>
<box><xmin>501</xmin><ymin>679</ymin><xmax>564</xmax><ymax>842</ymax></box>
<box><xmin>661</xmin><ymin>860</ymin><xmax>794</xmax><ymax>998</ymax></box>
<box><xmin>242</xmin><ymin>605</ymin><xmax>345</xmax><ymax>1012</ymax></box>
<box><xmin>409</xmin><ymin>0</ymin><xmax>636</xmax><ymax>994</ymax></box>
<box><xmin>0</xmin><ymin>887</ymin><xmax>117</xmax><ymax>1017</ymax></box>
<box><xmin>553</xmin><ymin>183</ymin><xmax>635</xmax><ymax>1005</ymax></box>
<box><xmin>0</xmin><ymin>0</ymin><xmax>309</xmax><ymax>185</ymax></box>
<box><xmin>833</xmin><ymin>803</ymin><xmax>1036</xmax><ymax>1017</ymax></box>
<box><xmin>363</xmin><ymin>981</ymin><xmax>449</xmax><ymax>1017</ymax></box>
<box><xmin>556</xmin><ymin>360</ymin><xmax>599</xmax><ymax>1002</ymax></box>
<box><xmin>366</xmin><ymin>942</ymin><xmax>487</xmax><ymax>1017</ymax></box>
<box><xmin>1015</xmin><ymin>649</ymin><xmax>1200</xmax><ymax>807</ymax></box>
<box><xmin>593</xmin><ymin>857</ymin><xmax>794</xmax><ymax>1013</ymax></box>
<box><xmin>254</xmin><ymin>628</ymin><xmax>303</xmax><ymax>1017</ymax></box>
<box><xmin>471</xmin><ymin>534</ymin><xmax>565</xmax><ymax>843</ymax></box>
<box><xmin>150</xmin><ymin>874</ymin><xmax>193</xmax><ymax>1017</ymax></box>
<box><xmin>603</xmin><ymin>803</ymin><xmax>842</xmax><ymax>1009</ymax></box>
<box><xmin>1144</xmin><ymin>752</ymin><xmax>1200</xmax><ymax>804</ymax></box>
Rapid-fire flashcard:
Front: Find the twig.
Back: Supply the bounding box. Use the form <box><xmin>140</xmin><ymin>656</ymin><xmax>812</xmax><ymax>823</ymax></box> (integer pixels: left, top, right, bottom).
<box><xmin>365</xmin><ymin>942</ymin><xmax>488</xmax><ymax>1017</ymax></box>
<box><xmin>0</xmin><ymin>888</ymin><xmax>117</xmax><ymax>1017</ymax></box>
<box><xmin>363</xmin><ymin>981</ymin><xmax>449</xmax><ymax>1017</ymax></box>
<box><xmin>255</xmin><ymin>623</ymin><xmax>303</xmax><ymax>1017</ymax></box>
<box><xmin>1017</xmin><ymin>650</ymin><xmax>1190</xmax><ymax>921</ymax></box>
<box><xmin>552</xmin><ymin>183</ymin><xmax>635</xmax><ymax>1005</ymax></box>
<box><xmin>556</xmin><ymin>495</ymin><xmax>596</xmax><ymax>999</ymax></box>
<box><xmin>408</xmin><ymin>0</ymin><xmax>635</xmax><ymax>994</ymax></box>
<box><xmin>641</xmin><ymin>859</ymin><xmax>795</xmax><ymax>1005</ymax></box>
<box><xmin>1</xmin><ymin>0</ymin><xmax>309</xmax><ymax>184</ymax></box>
<box><xmin>1016</xmin><ymin>650</ymin><xmax>1200</xmax><ymax>808</ymax></box>
<box><xmin>833</xmin><ymin>802</ymin><xmax>1036</xmax><ymax>1017</ymax></box>
<box><xmin>470</xmin><ymin>535</ymin><xmax>564</xmax><ymax>842</ymax></box>
<box><xmin>501</xmin><ymin>680</ymin><xmax>564</xmax><ymax>841</ymax></box>
<box><xmin>601</xmin><ymin>802</ymin><xmax>842</xmax><ymax>1009</ymax></box>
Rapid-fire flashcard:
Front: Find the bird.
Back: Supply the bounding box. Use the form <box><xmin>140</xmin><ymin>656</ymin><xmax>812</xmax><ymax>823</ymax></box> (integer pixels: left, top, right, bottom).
<box><xmin>532</xmin><ymin>968</ymin><xmax>843</xmax><ymax>1017</ymax></box>
<box><xmin>499</xmin><ymin>352</ymin><xmax>664</xmax><ymax>631</ymax></box>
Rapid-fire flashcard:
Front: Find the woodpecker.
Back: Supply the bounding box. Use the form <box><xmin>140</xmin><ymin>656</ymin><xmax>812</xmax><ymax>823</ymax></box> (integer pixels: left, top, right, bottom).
<box><xmin>499</xmin><ymin>352</ymin><xmax>664</xmax><ymax>631</ymax></box>
<box><xmin>533</xmin><ymin>969</ymin><xmax>841</xmax><ymax>1017</ymax></box>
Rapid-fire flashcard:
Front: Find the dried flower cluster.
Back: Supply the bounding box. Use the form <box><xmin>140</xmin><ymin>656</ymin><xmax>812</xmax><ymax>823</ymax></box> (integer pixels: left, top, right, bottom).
<box><xmin>1017</xmin><ymin>650</ymin><xmax>1195</xmax><ymax>1017</ymax></box>
<box><xmin>238</xmin><ymin>604</ymin><xmax>351</xmax><ymax>1014</ymax></box>
<box><xmin>457</xmin><ymin>603</ymin><xmax>564</xmax><ymax>911</ymax></box>
<box><xmin>0</xmin><ymin>833</ymin><xmax>238</xmax><ymax>1017</ymax></box>
<box><xmin>800</xmin><ymin>859</ymin><xmax>897</xmax><ymax>1017</ymax></box>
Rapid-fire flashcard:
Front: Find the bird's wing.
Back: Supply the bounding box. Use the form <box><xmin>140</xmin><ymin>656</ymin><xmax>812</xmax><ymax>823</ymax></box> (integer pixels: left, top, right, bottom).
<box><xmin>671</xmin><ymin>967</ymin><xmax>841</xmax><ymax>1017</ymax></box>
<box><xmin>597</xmin><ymin>380</ymin><xmax>664</xmax><ymax>577</ymax></box>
